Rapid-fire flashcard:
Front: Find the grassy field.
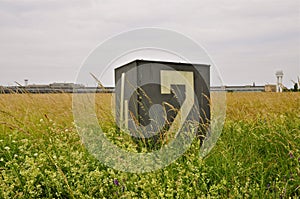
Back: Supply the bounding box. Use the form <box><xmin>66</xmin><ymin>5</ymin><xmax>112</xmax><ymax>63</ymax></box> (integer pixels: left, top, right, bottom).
<box><xmin>0</xmin><ymin>92</ymin><xmax>299</xmax><ymax>198</ymax></box>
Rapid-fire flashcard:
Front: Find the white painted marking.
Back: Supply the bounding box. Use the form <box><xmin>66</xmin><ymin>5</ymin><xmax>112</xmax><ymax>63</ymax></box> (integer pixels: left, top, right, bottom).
<box><xmin>120</xmin><ymin>73</ymin><xmax>125</xmax><ymax>128</ymax></box>
<box><xmin>124</xmin><ymin>100</ymin><xmax>128</xmax><ymax>129</ymax></box>
<box><xmin>160</xmin><ymin>70</ymin><xmax>194</xmax><ymax>135</ymax></box>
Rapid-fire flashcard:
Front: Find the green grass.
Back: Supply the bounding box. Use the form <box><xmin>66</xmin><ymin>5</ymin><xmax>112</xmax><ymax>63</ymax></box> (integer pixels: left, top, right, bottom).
<box><xmin>0</xmin><ymin>93</ymin><xmax>299</xmax><ymax>198</ymax></box>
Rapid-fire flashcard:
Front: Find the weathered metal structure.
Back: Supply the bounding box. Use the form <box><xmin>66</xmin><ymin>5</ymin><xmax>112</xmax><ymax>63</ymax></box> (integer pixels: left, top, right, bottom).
<box><xmin>115</xmin><ymin>59</ymin><xmax>210</xmax><ymax>140</ymax></box>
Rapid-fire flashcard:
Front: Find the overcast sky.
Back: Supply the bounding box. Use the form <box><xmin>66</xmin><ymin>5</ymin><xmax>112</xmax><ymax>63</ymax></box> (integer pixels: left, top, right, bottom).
<box><xmin>0</xmin><ymin>0</ymin><xmax>299</xmax><ymax>87</ymax></box>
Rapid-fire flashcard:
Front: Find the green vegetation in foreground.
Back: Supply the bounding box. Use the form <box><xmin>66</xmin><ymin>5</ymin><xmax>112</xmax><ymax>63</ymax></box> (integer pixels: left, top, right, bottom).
<box><xmin>0</xmin><ymin>93</ymin><xmax>299</xmax><ymax>198</ymax></box>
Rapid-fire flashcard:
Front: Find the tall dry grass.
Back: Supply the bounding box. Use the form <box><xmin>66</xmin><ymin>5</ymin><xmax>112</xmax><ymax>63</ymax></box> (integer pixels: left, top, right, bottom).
<box><xmin>0</xmin><ymin>92</ymin><xmax>299</xmax><ymax>198</ymax></box>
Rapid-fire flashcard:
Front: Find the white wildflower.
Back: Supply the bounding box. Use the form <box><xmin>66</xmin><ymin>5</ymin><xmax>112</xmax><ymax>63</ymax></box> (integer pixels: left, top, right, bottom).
<box><xmin>4</xmin><ymin>146</ymin><xmax>10</xmax><ymax>150</ymax></box>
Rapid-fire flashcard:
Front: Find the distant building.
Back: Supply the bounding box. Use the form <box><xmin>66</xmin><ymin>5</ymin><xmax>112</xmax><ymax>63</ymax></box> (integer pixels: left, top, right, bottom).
<box><xmin>0</xmin><ymin>82</ymin><xmax>116</xmax><ymax>94</ymax></box>
<box><xmin>275</xmin><ymin>70</ymin><xmax>284</xmax><ymax>92</ymax></box>
<box><xmin>49</xmin><ymin>83</ymin><xmax>85</xmax><ymax>89</ymax></box>
<box><xmin>264</xmin><ymin>84</ymin><xmax>276</xmax><ymax>92</ymax></box>
<box><xmin>210</xmin><ymin>85</ymin><xmax>265</xmax><ymax>92</ymax></box>
<box><xmin>27</xmin><ymin>84</ymin><xmax>49</xmax><ymax>88</ymax></box>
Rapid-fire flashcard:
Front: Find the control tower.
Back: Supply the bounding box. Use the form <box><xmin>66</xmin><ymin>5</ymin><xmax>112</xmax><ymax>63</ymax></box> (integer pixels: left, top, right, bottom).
<box><xmin>275</xmin><ymin>70</ymin><xmax>283</xmax><ymax>92</ymax></box>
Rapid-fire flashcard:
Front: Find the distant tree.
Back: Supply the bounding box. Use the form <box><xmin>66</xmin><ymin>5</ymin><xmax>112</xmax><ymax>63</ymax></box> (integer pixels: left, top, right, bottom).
<box><xmin>293</xmin><ymin>83</ymin><xmax>299</xmax><ymax>92</ymax></box>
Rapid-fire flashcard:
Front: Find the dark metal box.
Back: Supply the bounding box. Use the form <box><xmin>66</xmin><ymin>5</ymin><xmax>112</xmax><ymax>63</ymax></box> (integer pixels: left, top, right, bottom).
<box><xmin>115</xmin><ymin>59</ymin><xmax>210</xmax><ymax>140</ymax></box>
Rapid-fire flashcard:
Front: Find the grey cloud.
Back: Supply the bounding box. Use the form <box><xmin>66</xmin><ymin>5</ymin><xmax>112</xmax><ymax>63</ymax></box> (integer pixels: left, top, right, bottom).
<box><xmin>0</xmin><ymin>0</ymin><xmax>299</xmax><ymax>87</ymax></box>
